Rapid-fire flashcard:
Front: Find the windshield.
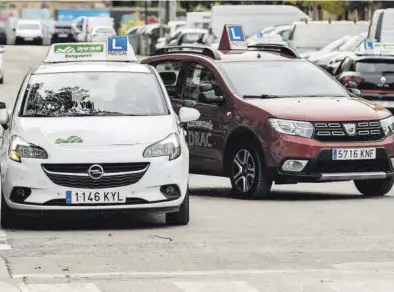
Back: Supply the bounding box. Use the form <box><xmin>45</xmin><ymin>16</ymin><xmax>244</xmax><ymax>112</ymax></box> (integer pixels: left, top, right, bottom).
<box><xmin>356</xmin><ymin>59</ymin><xmax>394</xmax><ymax>73</ymax></box>
<box><xmin>17</xmin><ymin>23</ymin><xmax>40</xmax><ymax>30</ymax></box>
<box><xmin>339</xmin><ymin>35</ymin><xmax>364</xmax><ymax>51</ymax></box>
<box><xmin>22</xmin><ymin>72</ymin><xmax>168</xmax><ymax>117</ymax></box>
<box><xmin>320</xmin><ymin>36</ymin><xmax>350</xmax><ymax>53</ymax></box>
<box><xmin>217</xmin><ymin>61</ymin><xmax>349</xmax><ymax>97</ymax></box>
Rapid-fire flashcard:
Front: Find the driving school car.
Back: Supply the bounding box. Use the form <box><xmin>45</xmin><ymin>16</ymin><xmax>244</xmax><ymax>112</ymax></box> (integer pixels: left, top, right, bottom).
<box><xmin>142</xmin><ymin>24</ymin><xmax>394</xmax><ymax>199</ymax></box>
<box><xmin>0</xmin><ymin>36</ymin><xmax>200</xmax><ymax>228</ymax></box>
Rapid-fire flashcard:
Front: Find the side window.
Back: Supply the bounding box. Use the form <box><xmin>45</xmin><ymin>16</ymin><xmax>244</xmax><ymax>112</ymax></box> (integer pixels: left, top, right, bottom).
<box><xmin>154</xmin><ymin>60</ymin><xmax>182</xmax><ymax>97</ymax></box>
<box><xmin>183</xmin><ymin>63</ymin><xmax>224</xmax><ymax>104</ymax></box>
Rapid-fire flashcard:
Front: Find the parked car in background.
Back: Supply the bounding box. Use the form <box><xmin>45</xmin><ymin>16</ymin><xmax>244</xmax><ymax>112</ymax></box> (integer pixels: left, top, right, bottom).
<box><xmin>325</xmin><ymin>32</ymin><xmax>367</xmax><ymax>74</ymax></box>
<box><xmin>88</xmin><ymin>26</ymin><xmax>116</xmax><ymax>42</ymax></box>
<box><xmin>14</xmin><ymin>19</ymin><xmax>44</xmax><ymax>45</ymax></box>
<box><xmin>51</xmin><ymin>21</ymin><xmax>74</xmax><ymax>44</ymax></box>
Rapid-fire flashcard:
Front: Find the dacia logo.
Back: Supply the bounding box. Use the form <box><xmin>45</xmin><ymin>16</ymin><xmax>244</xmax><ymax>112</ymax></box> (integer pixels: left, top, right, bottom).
<box><xmin>55</xmin><ymin>136</ymin><xmax>83</xmax><ymax>144</ymax></box>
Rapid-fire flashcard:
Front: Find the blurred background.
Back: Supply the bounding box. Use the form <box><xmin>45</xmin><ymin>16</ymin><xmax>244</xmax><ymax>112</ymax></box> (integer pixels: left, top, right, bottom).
<box><xmin>0</xmin><ymin>0</ymin><xmax>394</xmax><ymax>58</ymax></box>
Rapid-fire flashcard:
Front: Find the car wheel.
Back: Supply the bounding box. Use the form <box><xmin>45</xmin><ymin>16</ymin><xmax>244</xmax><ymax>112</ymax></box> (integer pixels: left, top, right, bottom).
<box><xmin>354</xmin><ymin>178</ymin><xmax>394</xmax><ymax>197</ymax></box>
<box><xmin>166</xmin><ymin>193</ymin><xmax>189</xmax><ymax>226</ymax></box>
<box><xmin>0</xmin><ymin>77</ymin><xmax>3</xmax><ymax>84</ymax></box>
<box><xmin>1</xmin><ymin>191</ymin><xmax>18</xmax><ymax>229</ymax></box>
<box><xmin>230</xmin><ymin>144</ymin><xmax>272</xmax><ymax>199</ymax></box>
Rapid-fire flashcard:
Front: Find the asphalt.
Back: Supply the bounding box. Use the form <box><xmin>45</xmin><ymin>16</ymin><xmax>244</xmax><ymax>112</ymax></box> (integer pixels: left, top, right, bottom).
<box><xmin>0</xmin><ymin>46</ymin><xmax>394</xmax><ymax>291</ymax></box>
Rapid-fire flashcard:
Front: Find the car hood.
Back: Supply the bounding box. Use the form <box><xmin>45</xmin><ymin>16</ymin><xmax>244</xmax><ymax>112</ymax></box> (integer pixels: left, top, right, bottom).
<box><xmin>15</xmin><ymin>116</ymin><xmax>176</xmax><ymax>147</ymax></box>
<box><xmin>246</xmin><ymin>97</ymin><xmax>391</xmax><ymax>121</ymax></box>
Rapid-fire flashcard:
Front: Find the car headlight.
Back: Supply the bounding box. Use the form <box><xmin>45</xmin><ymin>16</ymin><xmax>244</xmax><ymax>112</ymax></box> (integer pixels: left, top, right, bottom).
<box><xmin>380</xmin><ymin>116</ymin><xmax>394</xmax><ymax>136</ymax></box>
<box><xmin>8</xmin><ymin>136</ymin><xmax>48</xmax><ymax>162</ymax></box>
<box><xmin>269</xmin><ymin>118</ymin><xmax>314</xmax><ymax>138</ymax></box>
<box><xmin>143</xmin><ymin>133</ymin><xmax>181</xmax><ymax>160</ymax></box>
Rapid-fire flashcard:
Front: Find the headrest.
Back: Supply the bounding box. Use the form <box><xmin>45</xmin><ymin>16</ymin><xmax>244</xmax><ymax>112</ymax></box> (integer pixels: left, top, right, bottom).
<box><xmin>159</xmin><ymin>71</ymin><xmax>177</xmax><ymax>86</ymax></box>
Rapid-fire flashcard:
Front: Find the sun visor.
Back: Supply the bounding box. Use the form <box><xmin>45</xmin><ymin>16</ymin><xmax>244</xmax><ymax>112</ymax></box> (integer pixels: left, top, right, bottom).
<box><xmin>218</xmin><ymin>24</ymin><xmax>247</xmax><ymax>51</ymax></box>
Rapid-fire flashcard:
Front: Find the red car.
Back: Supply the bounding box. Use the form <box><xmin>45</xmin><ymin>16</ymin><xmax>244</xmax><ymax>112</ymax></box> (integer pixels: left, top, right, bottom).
<box><xmin>142</xmin><ymin>25</ymin><xmax>394</xmax><ymax>199</ymax></box>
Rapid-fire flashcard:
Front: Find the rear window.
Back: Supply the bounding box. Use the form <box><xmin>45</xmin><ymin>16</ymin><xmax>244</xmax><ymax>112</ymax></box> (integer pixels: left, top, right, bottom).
<box><xmin>356</xmin><ymin>59</ymin><xmax>394</xmax><ymax>73</ymax></box>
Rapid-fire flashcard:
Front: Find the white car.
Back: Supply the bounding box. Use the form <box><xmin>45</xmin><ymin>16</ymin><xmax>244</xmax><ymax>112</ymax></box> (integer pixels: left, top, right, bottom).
<box><xmin>89</xmin><ymin>26</ymin><xmax>116</xmax><ymax>43</ymax></box>
<box><xmin>14</xmin><ymin>19</ymin><xmax>44</xmax><ymax>45</ymax></box>
<box><xmin>0</xmin><ymin>37</ymin><xmax>200</xmax><ymax>228</ymax></box>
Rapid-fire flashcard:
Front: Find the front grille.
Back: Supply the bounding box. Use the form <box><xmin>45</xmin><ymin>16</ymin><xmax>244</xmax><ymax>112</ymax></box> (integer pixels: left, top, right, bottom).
<box><xmin>42</xmin><ymin>163</ymin><xmax>149</xmax><ymax>189</ymax></box>
<box><xmin>313</xmin><ymin>121</ymin><xmax>384</xmax><ymax>142</ymax></box>
<box><xmin>307</xmin><ymin>148</ymin><xmax>391</xmax><ymax>173</ymax></box>
<box><xmin>42</xmin><ymin>163</ymin><xmax>149</xmax><ymax>173</ymax></box>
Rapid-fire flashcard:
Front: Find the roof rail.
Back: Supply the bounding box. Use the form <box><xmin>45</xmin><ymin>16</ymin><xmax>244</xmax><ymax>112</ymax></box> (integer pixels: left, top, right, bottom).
<box><xmin>154</xmin><ymin>46</ymin><xmax>221</xmax><ymax>60</ymax></box>
<box><xmin>247</xmin><ymin>44</ymin><xmax>301</xmax><ymax>59</ymax></box>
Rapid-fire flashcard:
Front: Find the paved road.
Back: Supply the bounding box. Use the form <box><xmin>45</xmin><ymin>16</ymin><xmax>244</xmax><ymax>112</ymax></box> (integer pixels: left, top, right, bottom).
<box><xmin>0</xmin><ymin>46</ymin><xmax>394</xmax><ymax>291</ymax></box>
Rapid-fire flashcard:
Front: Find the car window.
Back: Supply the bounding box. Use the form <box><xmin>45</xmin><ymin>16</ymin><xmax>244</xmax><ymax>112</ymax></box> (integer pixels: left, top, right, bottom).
<box><xmin>21</xmin><ymin>72</ymin><xmax>168</xmax><ymax>117</ymax></box>
<box><xmin>154</xmin><ymin>60</ymin><xmax>182</xmax><ymax>86</ymax></box>
<box><xmin>279</xmin><ymin>29</ymin><xmax>291</xmax><ymax>41</ymax></box>
<box><xmin>356</xmin><ymin>59</ymin><xmax>394</xmax><ymax>73</ymax></box>
<box><xmin>217</xmin><ymin>61</ymin><xmax>349</xmax><ymax>97</ymax></box>
<box><xmin>183</xmin><ymin>63</ymin><xmax>223</xmax><ymax>103</ymax></box>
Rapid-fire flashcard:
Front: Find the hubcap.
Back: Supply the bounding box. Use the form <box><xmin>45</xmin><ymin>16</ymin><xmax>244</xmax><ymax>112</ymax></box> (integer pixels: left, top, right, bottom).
<box><xmin>232</xmin><ymin>149</ymin><xmax>256</xmax><ymax>193</ymax></box>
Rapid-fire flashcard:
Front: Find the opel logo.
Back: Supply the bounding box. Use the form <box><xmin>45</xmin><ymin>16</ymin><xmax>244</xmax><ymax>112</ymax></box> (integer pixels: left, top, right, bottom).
<box><xmin>381</xmin><ymin>76</ymin><xmax>386</xmax><ymax>84</ymax></box>
<box><xmin>88</xmin><ymin>164</ymin><xmax>104</xmax><ymax>180</ymax></box>
<box><xmin>343</xmin><ymin>123</ymin><xmax>357</xmax><ymax>136</ymax></box>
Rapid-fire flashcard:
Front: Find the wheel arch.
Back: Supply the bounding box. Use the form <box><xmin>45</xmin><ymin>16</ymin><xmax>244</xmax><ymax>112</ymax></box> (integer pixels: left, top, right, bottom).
<box><xmin>222</xmin><ymin>125</ymin><xmax>266</xmax><ymax>177</ymax></box>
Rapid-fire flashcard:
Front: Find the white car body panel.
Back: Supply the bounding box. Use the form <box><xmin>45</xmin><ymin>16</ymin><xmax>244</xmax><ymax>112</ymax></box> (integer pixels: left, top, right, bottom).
<box><xmin>0</xmin><ymin>61</ymin><xmax>192</xmax><ymax>212</ymax></box>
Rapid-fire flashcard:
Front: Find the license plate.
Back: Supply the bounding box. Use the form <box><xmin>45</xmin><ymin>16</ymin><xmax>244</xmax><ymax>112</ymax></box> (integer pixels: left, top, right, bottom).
<box><xmin>65</xmin><ymin>191</ymin><xmax>126</xmax><ymax>204</ymax></box>
<box><xmin>332</xmin><ymin>148</ymin><xmax>376</xmax><ymax>160</ymax></box>
<box><xmin>24</xmin><ymin>37</ymin><xmax>33</xmax><ymax>41</ymax></box>
<box><xmin>58</xmin><ymin>33</ymin><xmax>67</xmax><ymax>37</ymax></box>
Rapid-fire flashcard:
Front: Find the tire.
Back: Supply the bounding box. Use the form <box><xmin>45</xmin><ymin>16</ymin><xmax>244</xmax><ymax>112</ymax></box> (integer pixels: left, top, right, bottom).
<box><xmin>229</xmin><ymin>143</ymin><xmax>272</xmax><ymax>199</ymax></box>
<box><xmin>354</xmin><ymin>178</ymin><xmax>394</xmax><ymax>197</ymax></box>
<box><xmin>0</xmin><ymin>77</ymin><xmax>3</xmax><ymax>84</ymax></box>
<box><xmin>166</xmin><ymin>193</ymin><xmax>189</xmax><ymax>226</ymax></box>
<box><xmin>1</xmin><ymin>192</ymin><xmax>17</xmax><ymax>229</ymax></box>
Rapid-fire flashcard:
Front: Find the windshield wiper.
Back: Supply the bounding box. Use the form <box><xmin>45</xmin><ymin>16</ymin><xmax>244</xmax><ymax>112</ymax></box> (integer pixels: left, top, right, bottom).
<box><xmin>243</xmin><ymin>94</ymin><xmax>290</xmax><ymax>99</ymax></box>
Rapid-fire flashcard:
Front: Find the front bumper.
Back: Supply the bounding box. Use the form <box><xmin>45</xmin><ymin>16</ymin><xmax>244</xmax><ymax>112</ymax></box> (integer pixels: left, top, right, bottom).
<box><xmin>266</xmin><ymin>133</ymin><xmax>394</xmax><ymax>183</ymax></box>
<box><xmin>1</xmin><ymin>152</ymin><xmax>189</xmax><ymax>212</ymax></box>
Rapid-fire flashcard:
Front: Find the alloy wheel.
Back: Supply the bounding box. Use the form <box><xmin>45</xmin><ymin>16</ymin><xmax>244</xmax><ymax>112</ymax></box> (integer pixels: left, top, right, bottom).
<box><xmin>232</xmin><ymin>149</ymin><xmax>256</xmax><ymax>193</ymax></box>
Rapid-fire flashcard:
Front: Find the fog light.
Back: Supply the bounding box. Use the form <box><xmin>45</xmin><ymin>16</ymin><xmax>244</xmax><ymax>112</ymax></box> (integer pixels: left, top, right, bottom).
<box><xmin>282</xmin><ymin>160</ymin><xmax>308</xmax><ymax>172</ymax></box>
<box><xmin>10</xmin><ymin>187</ymin><xmax>31</xmax><ymax>203</ymax></box>
<box><xmin>160</xmin><ymin>184</ymin><xmax>181</xmax><ymax>199</ymax></box>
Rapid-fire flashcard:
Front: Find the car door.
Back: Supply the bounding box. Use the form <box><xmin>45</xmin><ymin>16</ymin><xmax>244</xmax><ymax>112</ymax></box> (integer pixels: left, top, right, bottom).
<box><xmin>180</xmin><ymin>61</ymin><xmax>228</xmax><ymax>173</ymax></box>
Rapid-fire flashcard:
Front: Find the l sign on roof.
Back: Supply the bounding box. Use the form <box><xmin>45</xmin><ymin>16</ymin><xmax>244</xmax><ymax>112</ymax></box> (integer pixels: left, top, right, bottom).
<box><xmin>218</xmin><ymin>24</ymin><xmax>247</xmax><ymax>51</ymax></box>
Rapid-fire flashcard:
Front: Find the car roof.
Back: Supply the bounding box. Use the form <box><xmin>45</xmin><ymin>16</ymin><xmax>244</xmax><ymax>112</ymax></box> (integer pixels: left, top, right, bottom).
<box><xmin>216</xmin><ymin>50</ymin><xmax>295</xmax><ymax>62</ymax></box>
<box><xmin>33</xmin><ymin>62</ymin><xmax>152</xmax><ymax>75</ymax></box>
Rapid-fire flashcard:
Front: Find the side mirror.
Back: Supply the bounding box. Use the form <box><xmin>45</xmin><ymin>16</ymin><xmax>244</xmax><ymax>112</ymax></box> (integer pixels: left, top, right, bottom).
<box><xmin>178</xmin><ymin>107</ymin><xmax>200</xmax><ymax>123</ymax></box>
<box><xmin>0</xmin><ymin>104</ymin><xmax>9</xmax><ymax>125</ymax></box>
<box><xmin>199</xmin><ymin>90</ymin><xmax>224</xmax><ymax>104</ymax></box>
<box><xmin>349</xmin><ymin>88</ymin><xmax>361</xmax><ymax>97</ymax></box>
<box><xmin>346</xmin><ymin>81</ymin><xmax>358</xmax><ymax>89</ymax></box>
